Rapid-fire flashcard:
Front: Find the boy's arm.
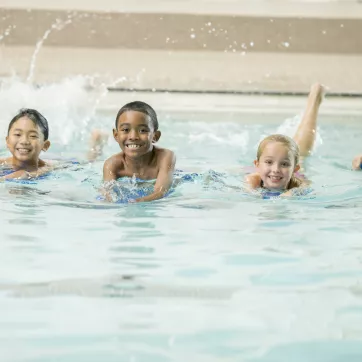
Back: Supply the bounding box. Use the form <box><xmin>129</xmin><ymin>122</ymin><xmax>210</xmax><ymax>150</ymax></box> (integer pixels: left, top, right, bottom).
<box><xmin>99</xmin><ymin>158</ymin><xmax>119</xmax><ymax>202</ymax></box>
<box><xmin>103</xmin><ymin>157</ymin><xmax>118</xmax><ymax>182</ymax></box>
<box><xmin>135</xmin><ymin>151</ymin><xmax>176</xmax><ymax>203</ymax></box>
<box><xmin>352</xmin><ymin>155</ymin><xmax>362</xmax><ymax>170</ymax></box>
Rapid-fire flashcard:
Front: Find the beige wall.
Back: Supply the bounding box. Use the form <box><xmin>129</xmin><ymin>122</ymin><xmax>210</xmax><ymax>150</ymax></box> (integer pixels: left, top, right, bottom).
<box><xmin>1</xmin><ymin>3</ymin><xmax>362</xmax><ymax>93</ymax></box>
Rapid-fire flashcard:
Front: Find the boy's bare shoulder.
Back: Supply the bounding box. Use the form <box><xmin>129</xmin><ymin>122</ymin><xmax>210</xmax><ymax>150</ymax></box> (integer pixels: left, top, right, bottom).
<box><xmin>104</xmin><ymin>152</ymin><xmax>125</xmax><ymax>170</ymax></box>
<box><xmin>154</xmin><ymin>147</ymin><xmax>175</xmax><ymax>159</ymax></box>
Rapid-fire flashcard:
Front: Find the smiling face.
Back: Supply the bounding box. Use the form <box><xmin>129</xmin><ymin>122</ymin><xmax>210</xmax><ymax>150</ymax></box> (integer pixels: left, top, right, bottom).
<box><xmin>255</xmin><ymin>141</ymin><xmax>300</xmax><ymax>190</ymax></box>
<box><xmin>6</xmin><ymin>116</ymin><xmax>50</xmax><ymax>167</ymax></box>
<box><xmin>113</xmin><ymin>110</ymin><xmax>161</xmax><ymax>159</ymax></box>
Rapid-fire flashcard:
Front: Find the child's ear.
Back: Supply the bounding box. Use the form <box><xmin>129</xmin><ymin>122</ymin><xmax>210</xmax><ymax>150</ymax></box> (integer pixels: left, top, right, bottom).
<box><xmin>112</xmin><ymin>128</ymin><xmax>118</xmax><ymax>140</ymax></box>
<box><xmin>294</xmin><ymin>164</ymin><xmax>301</xmax><ymax>173</ymax></box>
<box><xmin>254</xmin><ymin>159</ymin><xmax>259</xmax><ymax>167</ymax></box>
<box><xmin>5</xmin><ymin>136</ymin><xmax>9</xmax><ymax>150</ymax></box>
<box><xmin>152</xmin><ymin>130</ymin><xmax>161</xmax><ymax>143</ymax></box>
<box><xmin>42</xmin><ymin>140</ymin><xmax>51</xmax><ymax>152</ymax></box>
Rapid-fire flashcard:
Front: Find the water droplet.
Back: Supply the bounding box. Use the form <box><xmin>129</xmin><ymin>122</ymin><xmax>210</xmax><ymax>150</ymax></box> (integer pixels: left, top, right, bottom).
<box><xmin>190</xmin><ymin>34</ymin><xmax>196</xmax><ymax>39</ymax></box>
<box><xmin>340</xmin><ymin>24</ymin><xmax>344</xmax><ymax>28</ymax></box>
<box><xmin>322</xmin><ymin>30</ymin><xmax>326</xmax><ymax>35</ymax></box>
<box><xmin>250</xmin><ymin>42</ymin><xmax>254</xmax><ymax>47</ymax></box>
<box><xmin>282</xmin><ymin>42</ymin><xmax>290</xmax><ymax>48</ymax></box>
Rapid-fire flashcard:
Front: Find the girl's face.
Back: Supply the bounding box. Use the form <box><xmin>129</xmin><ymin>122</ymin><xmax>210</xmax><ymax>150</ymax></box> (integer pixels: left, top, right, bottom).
<box><xmin>254</xmin><ymin>142</ymin><xmax>300</xmax><ymax>190</ymax></box>
<box><xmin>6</xmin><ymin>117</ymin><xmax>50</xmax><ymax>166</ymax></box>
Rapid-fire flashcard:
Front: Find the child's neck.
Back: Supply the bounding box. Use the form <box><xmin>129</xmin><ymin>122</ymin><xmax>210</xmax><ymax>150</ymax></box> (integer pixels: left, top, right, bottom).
<box><xmin>10</xmin><ymin>157</ymin><xmax>41</xmax><ymax>172</ymax></box>
<box><xmin>123</xmin><ymin>149</ymin><xmax>155</xmax><ymax>174</ymax></box>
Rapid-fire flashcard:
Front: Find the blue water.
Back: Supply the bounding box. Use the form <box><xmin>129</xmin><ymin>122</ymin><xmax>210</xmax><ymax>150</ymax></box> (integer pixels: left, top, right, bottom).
<box><xmin>1</xmin><ymin>106</ymin><xmax>362</xmax><ymax>362</ymax></box>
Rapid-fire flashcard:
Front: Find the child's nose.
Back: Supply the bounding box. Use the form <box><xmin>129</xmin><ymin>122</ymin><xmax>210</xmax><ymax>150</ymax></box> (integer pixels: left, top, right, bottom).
<box><xmin>272</xmin><ymin>164</ymin><xmax>281</xmax><ymax>172</ymax></box>
<box><xmin>19</xmin><ymin>136</ymin><xmax>30</xmax><ymax>144</ymax></box>
<box><xmin>128</xmin><ymin>130</ymin><xmax>139</xmax><ymax>140</ymax></box>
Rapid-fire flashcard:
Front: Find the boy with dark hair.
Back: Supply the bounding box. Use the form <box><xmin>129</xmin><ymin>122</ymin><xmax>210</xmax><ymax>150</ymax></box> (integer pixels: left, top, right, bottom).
<box><xmin>102</xmin><ymin>101</ymin><xmax>176</xmax><ymax>202</ymax></box>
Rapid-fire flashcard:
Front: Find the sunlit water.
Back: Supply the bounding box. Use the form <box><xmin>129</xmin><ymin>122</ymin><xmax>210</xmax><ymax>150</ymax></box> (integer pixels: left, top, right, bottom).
<box><xmin>1</xmin><ymin>79</ymin><xmax>362</xmax><ymax>362</ymax></box>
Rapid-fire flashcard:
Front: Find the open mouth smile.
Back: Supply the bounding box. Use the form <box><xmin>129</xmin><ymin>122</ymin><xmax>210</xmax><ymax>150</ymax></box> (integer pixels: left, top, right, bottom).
<box><xmin>269</xmin><ymin>176</ymin><xmax>283</xmax><ymax>182</ymax></box>
<box><xmin>16</xmin><ymin>148</ymin><xmax>32</xmax><ymax>154</ymax></box>
<box><xmin>126</xmin><ymin>144</ymin><xmax>142</xmax><ymax>149</ymax></box>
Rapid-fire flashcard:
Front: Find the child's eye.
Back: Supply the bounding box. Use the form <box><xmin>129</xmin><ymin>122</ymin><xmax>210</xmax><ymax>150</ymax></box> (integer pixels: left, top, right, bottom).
<box><xmin>13</xmin><ymin>133</ymin><xmax>21</xmax><ymax>137</ymax></box>
<box><xmin>265</xmin><ymin>160</ymin><xmax>272</xmax><ymax>164</ymax></box>
<box><xmin>30</xmin><ymin>135</ymin><xmax>38</xmax><ymax>139</ymax></box>
<box><xmin>121</xmin><ymin>128</ymin><xmax>129</xmax><ymax>132</ymax></box>
<box><xmin>282</xmin><ymin>162</ymin><xmax>291</xmax><ymax>167</ymax></box>
<box><xmin>139</xmin><ymin>128</ymin><xmax>149</xmax><ymax>133</ymax></box>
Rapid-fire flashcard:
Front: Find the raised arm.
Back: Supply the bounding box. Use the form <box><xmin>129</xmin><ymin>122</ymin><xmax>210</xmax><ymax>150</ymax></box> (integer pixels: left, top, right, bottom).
<box><xmin>135</xmin><ymin>151</ymin><xmax>176</xmax><ymax>203</ymax></box>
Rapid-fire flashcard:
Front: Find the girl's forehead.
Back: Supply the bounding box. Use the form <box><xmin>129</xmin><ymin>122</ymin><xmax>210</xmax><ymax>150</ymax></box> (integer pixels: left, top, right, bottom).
<box><xmin>11</xmin><ymin>117</ymin><xmax>39</xmax><ymax>131</ymax></box>
<box><xmin>263</xmin><ymin>142</ymin><xmax>293</xmax><ymax>157</ymax></box>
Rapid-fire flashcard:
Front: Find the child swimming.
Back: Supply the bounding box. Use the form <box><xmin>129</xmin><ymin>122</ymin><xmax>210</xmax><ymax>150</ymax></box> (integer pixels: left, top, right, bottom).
<box><xmin>1</xmin><ymin>108</ymin><xmax>106</xmax><ymax>181</ymax></box>
<box><xmin>101</xmin><ymin>101</ymin><xmax>176</xmax><ymax>203</ymax></box>
<box><xmin>246</xmin><ymin>83</ymin><xmax>326</xmax><ymax>197</ymax></box>
<box><xmin>0</xmin><ymin>108</ymin><xmax>52</xmax><ymax>180</ymax></box>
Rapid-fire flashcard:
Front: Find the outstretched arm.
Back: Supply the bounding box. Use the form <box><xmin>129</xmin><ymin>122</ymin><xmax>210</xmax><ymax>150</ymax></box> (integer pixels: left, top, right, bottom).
<box><xmin>135</xmin><ymin>151</ymin><xmax>176</xmax><ymax>203</ymax></box>
<box><xmin>99</xmin><ymin>157</ymin><xmax>119</xmax><ymax>202</ymax></box>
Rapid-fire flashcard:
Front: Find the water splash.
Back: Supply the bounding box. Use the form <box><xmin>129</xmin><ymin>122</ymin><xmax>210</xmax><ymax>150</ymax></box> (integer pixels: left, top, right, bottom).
<box><xmin>26</xmin><ymin>14</ymin><xmax>77</xmax><ymax>83</ymax></box>
<box><xmin>0</xmin><ymin>25</ymin><xmax>15</xmax><ymax>42</ymax></box>
<box><xmin>0</xmin><ymin>76</ymin><xmax>104</xmax><ymax>145</ymax></box>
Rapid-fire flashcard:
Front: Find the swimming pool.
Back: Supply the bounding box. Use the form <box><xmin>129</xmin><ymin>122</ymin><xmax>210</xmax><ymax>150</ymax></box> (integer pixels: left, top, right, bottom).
<box><xmin>1</xmin><ymin>80</ymin><xmax>362</xmax><ymax>362</ymax></box>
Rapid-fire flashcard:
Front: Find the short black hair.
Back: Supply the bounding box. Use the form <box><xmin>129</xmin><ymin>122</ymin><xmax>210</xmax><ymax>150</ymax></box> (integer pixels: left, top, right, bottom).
<box><xmin>115</xmin><ymin>101</ymin><xmax>159</xmax><ymax>131</ymax></box>
<box><xmin>8</xmin><ymin>108</ymin><xmax>49</xmax><ymax>141</ymax></box>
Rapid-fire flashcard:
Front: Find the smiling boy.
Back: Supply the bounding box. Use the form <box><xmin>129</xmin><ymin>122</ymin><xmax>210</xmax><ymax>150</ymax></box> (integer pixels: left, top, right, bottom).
<box><xmin>102</xmin><ymin>101</ymin><xmax>176</xmax><ymax>202</ymax></box>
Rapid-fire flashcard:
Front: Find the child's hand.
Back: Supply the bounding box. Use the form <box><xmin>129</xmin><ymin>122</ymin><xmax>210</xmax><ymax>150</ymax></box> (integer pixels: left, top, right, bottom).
<box><xmin>352</xmin><ymin>154</ymin><xmax>362</xmax><ymax>170</ymax></box>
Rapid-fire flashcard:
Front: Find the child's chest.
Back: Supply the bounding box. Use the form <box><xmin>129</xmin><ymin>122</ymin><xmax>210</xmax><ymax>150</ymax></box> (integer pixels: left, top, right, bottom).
<box><xmin>118</xmin><ymin>164</ymin><xmax>159</xmax><ymax>180</ymax></box>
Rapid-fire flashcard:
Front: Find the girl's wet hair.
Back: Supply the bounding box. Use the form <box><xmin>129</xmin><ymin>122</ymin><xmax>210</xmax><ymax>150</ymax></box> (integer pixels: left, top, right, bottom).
<box><xmin>257</xmin><ymin>134</ymin><xmax>300</xmax><ymax>166</ymax></box>
<box><xmin>115</xmin><ymin>101</ymin><xmax>159</xmax><ymax>131</ymax></box>
<box><xmin>8</xmin><ymin>108</ymin><xmax>49</xmax><ymax>141</ymax></box>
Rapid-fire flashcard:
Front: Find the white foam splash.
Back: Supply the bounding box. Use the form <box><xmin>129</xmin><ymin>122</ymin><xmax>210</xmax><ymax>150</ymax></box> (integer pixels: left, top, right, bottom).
<box><xmin>0</xmin><ymin>76</ymin><xmax>103</xmax><ymax>145</ymax></box>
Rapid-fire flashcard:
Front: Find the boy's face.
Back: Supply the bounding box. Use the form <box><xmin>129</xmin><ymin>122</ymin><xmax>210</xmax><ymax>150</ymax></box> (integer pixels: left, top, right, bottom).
<box><xmin>6</xmin><ymin>117</ymin><xmax>50</xmax><ymax>165</ymax></box>
<box><xmin>254</xmin><ymin>142</ymin><xmax>299</xmax><ymax>190</ymax></box>
<box><xmin>113</xmin><ymin>111</ymin><xmax>161</xmax><ymax>158</ymax></box>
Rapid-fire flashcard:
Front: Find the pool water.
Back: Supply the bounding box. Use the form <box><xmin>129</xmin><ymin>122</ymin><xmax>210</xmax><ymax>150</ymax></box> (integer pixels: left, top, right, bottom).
<box><xmin>1</xmin><ymin>83</ymin><xmax>362</xmax><ymax>361</ymax></box>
